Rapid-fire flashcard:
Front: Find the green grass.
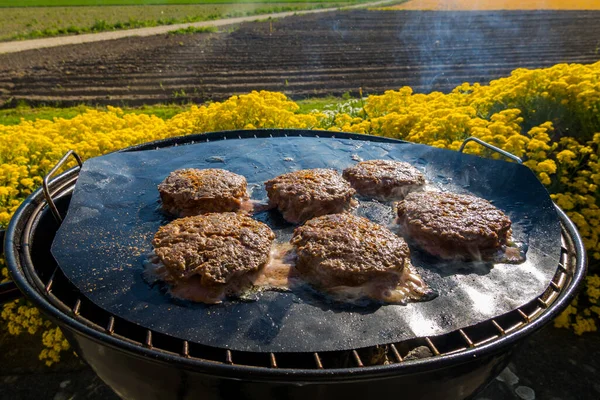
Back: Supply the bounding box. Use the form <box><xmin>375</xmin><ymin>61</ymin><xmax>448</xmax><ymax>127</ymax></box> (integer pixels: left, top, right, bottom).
<box><xmin>0</xmin><ymin>103</ymin><xmax>191</xmax><ymax>125</ymax></box>
<box><xmin>296</xmin><ymin>96</ymin><xmax>347</xmax><ymax>113</ymax></box>
<box><xmin>167</xmin><ymin>25</ymin><xmax>218</xmax><ymax>34</ymax></box>
<box><xmin>0</xmin><ymin>0</ymin><xmax>365</xmax><ymax>6</ymax></box>
<box><xmin>0</xmin><ymin>3</ymin><xmax>347</xmax><ymax>41</ymax></box>
<box><xmin>0</xmin><ymin>98</ymin><xmax>350</xmax><ymax>126</ymax></box>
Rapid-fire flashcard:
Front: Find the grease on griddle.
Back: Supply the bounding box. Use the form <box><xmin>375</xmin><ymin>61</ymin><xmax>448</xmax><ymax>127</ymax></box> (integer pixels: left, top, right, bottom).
<box><xmin>251</xmin><ymin>243</ymin><xmax>299</xmax><ymax>290</ymax></box>
<box><xmin>146</xmin><ymin>238</ymin><xmax>435</xmax><ymax>306</ymax></box>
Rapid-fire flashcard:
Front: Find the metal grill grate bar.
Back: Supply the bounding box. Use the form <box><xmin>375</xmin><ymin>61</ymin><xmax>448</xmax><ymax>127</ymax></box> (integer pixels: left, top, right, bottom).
<box><xmin>389</xmin><ymin>344</ymin><xmax>403</xmax><ymax>362</ymax></box>
<box><xmin>313</xmin><ymin>353</ymin><xmax>323</xmax><ymax>369</ymax></box>
<box><xmin>145</xmin><ymin>330</ymin><xmax>153</xmax><ymax>349</ymax></box>
<box><xmin>537</xmin><ymin>298</ymin><xmax>549</xmax><ymax>309</ymax></box>
<box><xmin>352</xmin><ymin>350</ymin><xmax>364</xmax><ymax>367</ymax></box>
<box><xmin>425</xmin><ymin>338</ymin><xmax>440</xmax><ymax>356</ymax></box>
<box><xmin>517</xmin><ymin>309</ymin><xmax>530</xmax><ymax>323</ymax></box>
<box><xmin>44</xmin><ymin>267</ymin><xmax>58</xmax><ymax>293</ymax></box>
<box><xmin>459</xmin><ymin>329</ymin><xmax>474</xmax><ymax>348</ymax></box>
<box><xmin>72</xmin><ymin>298</ymin><xmax>81</xmax><ymax>316</ymax></box>
<box><xmin>106</xmin><ymin>316</ymin><xmax>115</xmax><ymax>335</ymax></box>
<box><xmin>558</xmin><ymin>262</ymin><xmax>568</xmax><ymax>273</ymax></box>
<box><xmin>492</xmin><ymin>320</ymin><xmax>505</xmax><ymax>336</ymax></box>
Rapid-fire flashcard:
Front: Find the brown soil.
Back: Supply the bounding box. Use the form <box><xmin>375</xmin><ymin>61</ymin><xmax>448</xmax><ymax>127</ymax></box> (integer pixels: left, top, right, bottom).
<box><xmin>1</xmin><ymin>9</ymin><xmax>599</xmax><ymax>107</ymax></box>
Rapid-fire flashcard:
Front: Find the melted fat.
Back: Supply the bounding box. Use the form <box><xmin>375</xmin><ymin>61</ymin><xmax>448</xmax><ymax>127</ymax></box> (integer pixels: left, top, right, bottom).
<box><xmin>147</xmin><ymin>244</ymin><xmax>431</xmax><ymax>305</ymax></box>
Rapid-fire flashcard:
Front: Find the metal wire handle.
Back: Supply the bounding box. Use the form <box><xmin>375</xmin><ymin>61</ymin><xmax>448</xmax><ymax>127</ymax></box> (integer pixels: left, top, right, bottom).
<box><xmin>458</xmin><ymin>137</ymin><xmax>523</xmax><ymax>164</ymax></box>
<box><xmin>42</xmin><ymin>150</ymin><xmax>83</xmax><ymax>224</ymax></box>
<box><xmin>0</xmin><ymin>229</ymin><xmax>22</xmax><ymax>303</ymax></box>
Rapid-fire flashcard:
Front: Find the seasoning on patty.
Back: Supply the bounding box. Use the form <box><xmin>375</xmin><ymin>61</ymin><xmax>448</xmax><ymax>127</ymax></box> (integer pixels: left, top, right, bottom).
<box><xmin>343</xmin><ymin>159</ymin><xmax>425</xmax><ymax>201</ymax></box>
<box><xmin>151</xmin><ymin>212</ymin><xmax>275</xmax><ymax>303</ymax></box>
<box><xmin>396</xmin><ymin>192</ymin><xmax>512</xmax><ymax>260</ymax></box>
<box><xmin>265</xmin><ymin>169</ymin><xmax>357</xmax><ymax>224</ymax></box>
<box><xmin>291</xmin><ymin>213</ymin><xmax>431</xmax><ymax>303</ymax></box>
<box><xmin>158</xmin><ymin>168</ymin><xmax>249</xmax><ymax>217</ymax></box>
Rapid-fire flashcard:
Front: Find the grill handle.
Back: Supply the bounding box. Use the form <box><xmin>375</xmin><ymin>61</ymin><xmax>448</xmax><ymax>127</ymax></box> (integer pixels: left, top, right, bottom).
<box><xmin>458</xmin><ymin>137</ymin><xmax>523</xmax><ymax>164</ymax></box>
<box><xmin>1</xmin><ymin>149</ymin><xmax>82</xmax><ymax>303</ymax></box>
<box><xmin>43</xmin><ymin>150</ymin><xmax>83</xmax><ymax>224</ymax></box>
<box><xmin>0</xmin><ymin>229</ymin><xmax>22</xmax><ymax>303</ymax></box>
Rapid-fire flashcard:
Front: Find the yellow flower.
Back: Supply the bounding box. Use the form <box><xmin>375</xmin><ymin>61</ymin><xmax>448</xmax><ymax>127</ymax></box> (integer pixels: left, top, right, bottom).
<box><xmin>556</xmin><ymin>150</ymin><xmax>577</xmax><ymax>164</ymax></box>
<box><xmin>536</xmin><ymin>160</ymin><xmax>557</xmax><ymax>175</ymax></box>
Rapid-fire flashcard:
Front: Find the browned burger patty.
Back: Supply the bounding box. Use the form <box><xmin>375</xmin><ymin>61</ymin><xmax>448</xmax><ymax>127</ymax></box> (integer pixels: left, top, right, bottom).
<box><xmin>396</xmin><ymin>192</ymin><xmax>512</xmax><ymax>260</ymax></box>
<box><xmin>265</xmin><ymin>169</ymin><xmax>356</xmax><ymax>224</ymax></box>
<box><xmin>342</xmin><ymin>159</ymin><xmax>425</xmax><ymax>201</ymax></box>
<box><xmin>158</xmin><ymin>168</ymin><xmax>248</xmax><ymax>216</ymax></box>
<box><xmin>291</xmin><ymin>213</ymin><xmax>410</xmax><ymax>288</ymax></box>
<box><xmin>152</xmin><ymin>213</ymin><xmax>275</xmax><ymax>286</ymax></box>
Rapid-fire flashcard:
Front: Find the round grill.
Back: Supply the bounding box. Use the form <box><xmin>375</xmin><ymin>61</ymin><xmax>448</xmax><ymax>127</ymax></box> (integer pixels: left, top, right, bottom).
<box><xmin>3</xmin><ymin>130</ymin><xmax>587</xmax><ymax>400</ymax></box>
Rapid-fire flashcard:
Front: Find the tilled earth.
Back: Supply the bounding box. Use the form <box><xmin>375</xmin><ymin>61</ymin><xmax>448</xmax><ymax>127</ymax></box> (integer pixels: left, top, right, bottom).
<box><xmin>1</xmin><ymin>9</ymin><xmax>600</xmax><ymax>106</ymax></box>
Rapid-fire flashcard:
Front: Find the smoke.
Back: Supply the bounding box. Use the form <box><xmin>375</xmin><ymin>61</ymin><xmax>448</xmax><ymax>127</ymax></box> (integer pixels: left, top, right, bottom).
<box><xmin>397</xmin><ymin>9</ymin><xmax>553</xmax><ymax>92</ymax></box>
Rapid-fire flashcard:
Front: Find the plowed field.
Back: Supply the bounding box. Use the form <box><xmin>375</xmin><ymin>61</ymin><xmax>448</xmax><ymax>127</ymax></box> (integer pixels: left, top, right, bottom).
<box><xmin>1</xmin><ymin>9</ymin><xmax>599</xmax><ymax>106</ymax></box>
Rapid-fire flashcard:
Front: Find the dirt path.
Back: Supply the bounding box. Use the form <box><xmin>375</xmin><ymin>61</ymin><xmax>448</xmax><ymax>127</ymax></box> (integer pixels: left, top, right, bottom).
<box><xmin>0</xmin><ymin>1</ymin><xmax>391</xmax><ymax>55</ymax></box>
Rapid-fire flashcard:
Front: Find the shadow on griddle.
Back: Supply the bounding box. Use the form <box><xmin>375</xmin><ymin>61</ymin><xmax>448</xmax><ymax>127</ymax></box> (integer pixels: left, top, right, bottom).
<box><xmin>138</xmin><ymin>200</ymin><xmax>173</xmax><ymax>225</ymax></box>
<box><xmin>252</xmin><ymin>209</ymin><xmax>296</xmax><ymax>243</ymax></box>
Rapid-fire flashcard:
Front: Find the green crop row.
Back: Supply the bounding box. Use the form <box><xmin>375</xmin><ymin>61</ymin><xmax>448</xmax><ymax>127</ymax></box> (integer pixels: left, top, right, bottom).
<box><xmin>0</xmin><ymin>3</ymin><xmax>344</xmax><ymax>41</ymax></box>
<box><xmin>0</xmin><ymin>0</ymin><xmax>367</xmax><ymax>7</ymax></box>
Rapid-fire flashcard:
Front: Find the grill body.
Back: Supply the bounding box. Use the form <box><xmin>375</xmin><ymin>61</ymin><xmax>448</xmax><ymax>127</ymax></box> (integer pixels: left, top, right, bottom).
<box><xmin>3</xmin><ymin>130</ymin><xmax>587</xmax><ymax>400</ymax></box>
<box><xmin>67</xmin><ymin>328</ymin><xmax>513</xmax><ymax>400</ymax></box>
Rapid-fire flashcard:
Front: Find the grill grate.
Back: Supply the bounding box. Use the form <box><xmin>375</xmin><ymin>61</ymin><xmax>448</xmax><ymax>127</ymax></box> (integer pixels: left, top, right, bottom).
<box><xmin>17</xmin><ymin>130</ymin><xmax>579</xmax><ymax>371</ymax></box>
<box><xmin>30</xmin><ymin>218</ymin><xmax>574</xmax><ymax>370</ymax></box>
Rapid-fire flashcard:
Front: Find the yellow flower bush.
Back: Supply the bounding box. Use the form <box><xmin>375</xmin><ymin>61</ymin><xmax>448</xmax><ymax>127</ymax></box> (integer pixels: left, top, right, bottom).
<box><xmin>0</xmin><ymin>299</ymin><xmax>45</xmax><ymax>335</ymax></box>
<box><xmin>1</xmin><ymin>64</ymin><xmax>600</xmax><ymax>366</ymax></box>
<box><xmin>39</xmin><ymin>327</ymin><xmax>70</xmax><ymax>367</ymax></box>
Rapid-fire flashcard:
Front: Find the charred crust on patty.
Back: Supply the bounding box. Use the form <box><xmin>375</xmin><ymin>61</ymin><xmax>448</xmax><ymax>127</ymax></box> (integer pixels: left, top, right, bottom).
<box><xmin>265</xmin><ymin>169</ymin><xmax>357</xmax><ymax>224</ymax></box>
<box><xmin>343</xmin><ymin>159</ymin><xmax>425</xmax><ymax>201</ymax></box>
<box><xmin>152</xmin><ymin>213</ymin><xmax>275</xmax><ymax>286</ymax></box>
<box><xmin>396</xmin><ymin>192</ymin><xmax>512</xmax><ymax>260</ymax></box>
<box><xmin>158</xmin><ymin>168</ymin><xmax>249</xmax><ymax>216</ymax></box>
<box><xmin>291</xmin><ymin>213</ymin><xmax>410</xmax><ymax>288</ymax></box>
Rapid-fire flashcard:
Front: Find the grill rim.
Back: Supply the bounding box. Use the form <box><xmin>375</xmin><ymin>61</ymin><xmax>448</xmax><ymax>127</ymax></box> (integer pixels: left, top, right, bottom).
<box><xmin>4</xmin><ymin>129</ymin><xmax>588</xmax><ymax>381</ymax></box>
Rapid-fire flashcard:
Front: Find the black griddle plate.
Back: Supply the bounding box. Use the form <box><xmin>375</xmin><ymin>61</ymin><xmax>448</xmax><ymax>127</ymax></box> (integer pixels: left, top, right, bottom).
<box><xmin>51</xmin><ymin>134</ymin><xmax>561</xmax><ymax>352</ymax></box>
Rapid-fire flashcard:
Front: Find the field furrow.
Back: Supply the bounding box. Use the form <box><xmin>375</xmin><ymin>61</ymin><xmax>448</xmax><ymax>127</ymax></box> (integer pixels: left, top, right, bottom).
<box><xmin>1</xmin><ymin>9</ymin><xmax>599</xmax><ymax>106</ymax></box>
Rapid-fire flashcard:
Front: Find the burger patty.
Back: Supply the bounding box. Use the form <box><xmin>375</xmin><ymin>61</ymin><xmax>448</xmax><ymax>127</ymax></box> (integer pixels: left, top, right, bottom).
<box><xmin>158</xmin><ymin>168</ymin><xmax>248</xmax><ymax>216</ymax></box>
<box><xmin>265</xmin><ymin>169</ymin><xmax>356</xmax><ymax>224</ymax></box>
<box><xmin>396</xmin><ymin>192</ymin><xmax>512</xmax><ymax>260</ymax></box>
<box><xmin>291</xmin><ymin>213</ymin><xmax>410</xmax><ymax>288</ymax></box>
<box><xmin>152</xmin><ymin>213</ymin><xmax>275</xmax><ymax>286</ymax></box>
<box><xmin>343</xmin><ymin>159</ymin><xmax>425</xmax><ymax>201</ymax></box>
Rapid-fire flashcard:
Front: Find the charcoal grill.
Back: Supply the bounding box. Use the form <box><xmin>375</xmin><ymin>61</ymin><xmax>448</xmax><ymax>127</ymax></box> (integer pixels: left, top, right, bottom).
<box><xmin>1</xmin><ymin>130</ymin><xmax>587</xmax><ymax>400</ymax></box>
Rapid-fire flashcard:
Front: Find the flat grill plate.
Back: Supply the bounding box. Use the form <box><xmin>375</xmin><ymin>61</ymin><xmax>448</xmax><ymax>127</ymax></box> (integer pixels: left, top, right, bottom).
<box><xmin>51</xmin><ymin>136</ymin><xmax>561</xmax><ymax>352</ymax></box>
